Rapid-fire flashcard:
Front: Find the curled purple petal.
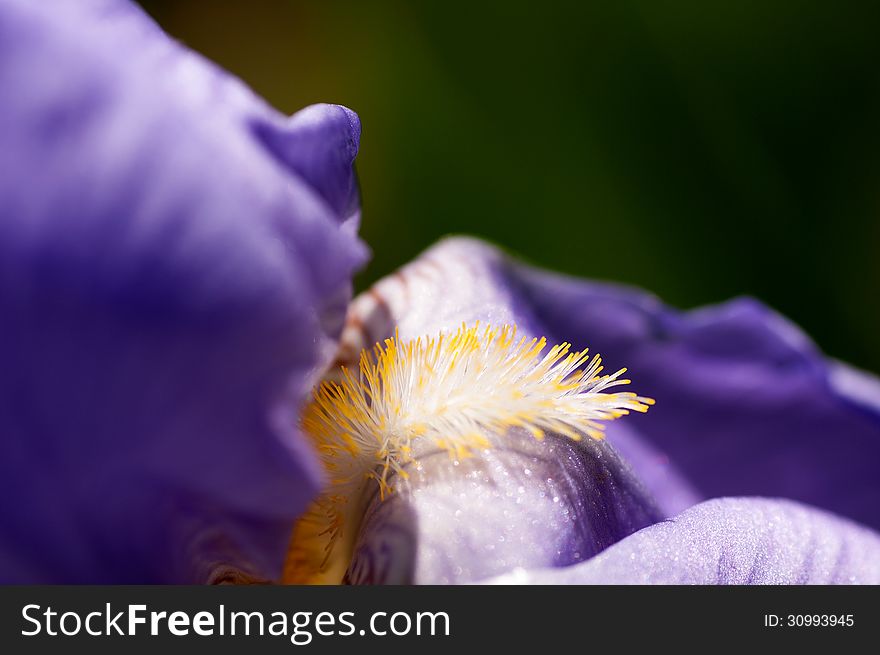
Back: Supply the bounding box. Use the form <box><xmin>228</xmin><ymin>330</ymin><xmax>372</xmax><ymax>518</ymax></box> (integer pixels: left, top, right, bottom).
<box><xmin>485</xmin><ymin>498</ymin><xmax>880</xmax><ymax>584</ymax></box>
<box><xmin>0</xmin><ymin>0</ymin><xmax>366</xmax><ymax>582</ymax></box>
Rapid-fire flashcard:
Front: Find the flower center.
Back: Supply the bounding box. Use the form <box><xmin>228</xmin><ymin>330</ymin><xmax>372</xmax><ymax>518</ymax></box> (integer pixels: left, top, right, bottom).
<box><xmin>282</xmin><ymin>323</ymin><xmax>653</xmax><ymax>584</ymax></box>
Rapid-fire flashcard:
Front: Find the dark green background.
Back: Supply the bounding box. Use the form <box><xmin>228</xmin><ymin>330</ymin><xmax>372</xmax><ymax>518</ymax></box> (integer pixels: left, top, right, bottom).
<box><xmin>140</xmin><ymin>1</ymin><xmax>880</xmax><ymax>374</ymax></box>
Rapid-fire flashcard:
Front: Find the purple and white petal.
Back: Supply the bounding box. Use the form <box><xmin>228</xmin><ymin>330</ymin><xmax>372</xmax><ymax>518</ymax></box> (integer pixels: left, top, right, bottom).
<box><xmin>338</xmin><ymin>236</ymin><xmax>880</xmax><ymax>528</ymax></box>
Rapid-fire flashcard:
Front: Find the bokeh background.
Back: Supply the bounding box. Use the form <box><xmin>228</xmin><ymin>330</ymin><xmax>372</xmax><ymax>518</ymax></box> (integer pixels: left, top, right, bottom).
<box><xmin>140</xmin><ymin>1</ymin><xmax>880</xmax><ymax>374</ymax></box>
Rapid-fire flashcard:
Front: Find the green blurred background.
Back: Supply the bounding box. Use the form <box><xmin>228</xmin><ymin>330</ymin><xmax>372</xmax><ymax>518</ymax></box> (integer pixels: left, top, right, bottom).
<box><xmin>140</xmin><ymin>1</ymin><xmax>880</xmax><ymax>374</ymax></box>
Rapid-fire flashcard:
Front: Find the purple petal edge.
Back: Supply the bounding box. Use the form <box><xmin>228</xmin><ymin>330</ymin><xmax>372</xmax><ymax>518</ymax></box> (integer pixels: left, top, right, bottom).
<box><xmin>485</xmin><ymin>498</ymin><xmax>880</xmax><ymax>584</ymax></box>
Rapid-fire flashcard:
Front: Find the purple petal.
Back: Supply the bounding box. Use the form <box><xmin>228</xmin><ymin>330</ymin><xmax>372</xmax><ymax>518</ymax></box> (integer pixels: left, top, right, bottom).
<box><xmin>486</xmin><ymin>498</ymin><xmax>880</xmax><ymax>584</ymax></box>
<box><xmin>337</xmin><ymin>237</ymin><xmax>880</xmax><ymax>527</ymax></box>
<box><xmin>346</xmin><ymin>432</ymin><xmax>662</xmax><ymax>584</ymax></box>
<box><xmin>510</xmin><ymin>252</ymin><xmax>880</xmax><ymax>529</ymax></box>
<box><xmin>0</xmin><ymin>0</ymin><xmax>366</xmax><ymax>582</ymax></box>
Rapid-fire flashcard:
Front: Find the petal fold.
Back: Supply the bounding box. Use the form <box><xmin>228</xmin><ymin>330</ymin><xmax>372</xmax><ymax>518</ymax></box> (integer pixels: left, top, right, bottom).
<box><xmin>346</xmin><ymin>432</ymin><xmax>662</xmax><ymax>584</ymax></box>
<box><xmin>252</xmin><ymin>103</ymin><xmax>362</xmax><ymax>223</ymax></box>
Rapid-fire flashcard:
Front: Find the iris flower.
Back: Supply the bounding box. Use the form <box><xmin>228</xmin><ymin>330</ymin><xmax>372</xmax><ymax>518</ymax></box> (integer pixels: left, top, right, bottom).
<box><xmin>1</xmin><ymin>0</ymin><xmax>878</xmax><ymax>585</ymax></box>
